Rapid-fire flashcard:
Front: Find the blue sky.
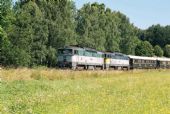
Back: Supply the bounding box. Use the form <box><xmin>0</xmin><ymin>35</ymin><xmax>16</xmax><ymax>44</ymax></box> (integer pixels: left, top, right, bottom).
<box><xmin>13</xmin><ymin>0</ymin><xmax>170</xmax><ymax>29</ymax></box>
<box><xmin>75</xmin><ymin>0</ymin><xmax>170</xmax><ymax>29</ymax></box>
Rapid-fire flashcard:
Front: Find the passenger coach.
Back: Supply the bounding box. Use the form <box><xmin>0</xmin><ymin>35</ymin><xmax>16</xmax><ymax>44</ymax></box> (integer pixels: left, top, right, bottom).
<box><xmin>129</xmin><ymin>55</ymin><xmax>157</xmax><ymax>69</ymax></box>
<box><xmin>157</xmin><ymin>57</ymin><xmax>170</xmax><ymax>69</ymax></box>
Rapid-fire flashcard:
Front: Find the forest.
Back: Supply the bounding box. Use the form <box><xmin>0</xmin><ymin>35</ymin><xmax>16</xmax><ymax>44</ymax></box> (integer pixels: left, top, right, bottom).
<box><xmin>1</xmin><ymin>0</ymin><xmax>170</xmax><ymax>67</ymax></box>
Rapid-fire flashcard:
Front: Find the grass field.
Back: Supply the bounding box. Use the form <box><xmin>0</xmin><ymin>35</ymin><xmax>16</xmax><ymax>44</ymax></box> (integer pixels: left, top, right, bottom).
<box><xmin>0</xmin><ymin>68</ymin><xmax>170</xmax><ymax>114</ymax></box>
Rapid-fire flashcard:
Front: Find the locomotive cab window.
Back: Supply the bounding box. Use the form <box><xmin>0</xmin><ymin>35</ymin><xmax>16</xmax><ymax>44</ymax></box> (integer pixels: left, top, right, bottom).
<box><xmin>74</xmin><ymin>50</ymin><xmax>78</xmax><ymax>55</ymax></box>
<box><xmin>58</xmin><ymin>49</ymin><xmax>73</xmax><ymax>55</ymax></box>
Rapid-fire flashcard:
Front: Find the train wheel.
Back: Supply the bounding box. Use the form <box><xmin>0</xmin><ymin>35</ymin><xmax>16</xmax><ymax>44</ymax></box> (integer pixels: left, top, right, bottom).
<box><xmin>88</xmin><ymin>66</ymin><xmax>95</xmax><ymax>70</ymax></box>
<box><xmin>106</xmin><ymin>67</ymin><xmax>109</xmax><ymax>70</ymax></box>
<box><xmin>84</xmin><ymin>66</ymin><xmax>87</xmax><ymax>70</ymax></box>
<box><xmin>101</xmin><ymin>65</ymin><xmax>104</xmax><ymax>70</ymax></box>
<box><xmin>72</xmin><ymin>66</ymin><xmax>77</xmax><ymax>70</ymax></box>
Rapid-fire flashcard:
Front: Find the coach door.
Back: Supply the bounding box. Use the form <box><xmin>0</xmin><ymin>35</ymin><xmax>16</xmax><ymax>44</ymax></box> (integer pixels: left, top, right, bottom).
<box><xmin>156</xmin><ymin>60</ymin><xmax>160</xmax><ymax>68</ymax></box>
<box><xmin>130</xmin><ymin>58</ymin><xmax>134</xmax><ymax>69</ymax></box>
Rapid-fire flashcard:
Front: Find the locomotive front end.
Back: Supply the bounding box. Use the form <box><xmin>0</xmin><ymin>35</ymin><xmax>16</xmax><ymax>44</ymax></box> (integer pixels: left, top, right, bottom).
<box><xmin>57</xmin><ymin>48</ymin><xmax>74</xmax><ymax>68</ymax></box>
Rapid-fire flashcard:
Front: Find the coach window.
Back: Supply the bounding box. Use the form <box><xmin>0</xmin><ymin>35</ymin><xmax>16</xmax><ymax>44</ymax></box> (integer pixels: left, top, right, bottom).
<box><xmin>108</xmin><ymin>54</ymin><xmax>111</xmax><ymax>58</ymax></box>
<box><xmin>74</xmin><ymin>50</ymin><xmax>78</xmax><ymax>55</ymax></box>
<box><xmin>113</xmin><ymin>55</ymin><xmax>117</xmax><ymax>59</ymax></box>
<box><xmin>125</xmin><ymin>56</ymin><xmax>129</xmax><ymax>60</ymax></box>
<box><xmin>134</xmin><ymin>60</ymin><xmax>138</xmax><ymax>63</ymax></box>
<box><xmin>160</xmin><ymin>61</ymin><xmax>163</xmax><ymax>64</ymax></box>
<box><xmin>115</xmin><ymin>55</ymin><xmax>118</xmax><ymax>59</ymax></box>
<box><xmin>92</xmin><ymin>53</ymin><xmax>96</xmax><ymax>57</ymax></box>
<box><xmin>100</xmin><ymin>54</ymin><xmax>103</xmax><ymax>58</ymax></box>
<box><xmin>116</xmin><ymin>56</ymin><xmax>119</xmax><ymax>59</ymax></box>
<box><xmin>162</xmin><ymin>61</ymin><xmax>166</xmax><ymax>65</ymax></box>
<box><xmin>97</xmin><ymin>54</ymin><xmax>99</xmax><ymax>58</ymax></box>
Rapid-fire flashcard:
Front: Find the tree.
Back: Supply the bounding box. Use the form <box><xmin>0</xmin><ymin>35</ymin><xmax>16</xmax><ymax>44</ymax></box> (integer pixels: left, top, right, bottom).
<box><xmin>164</xmin><ymin>44</ymin><xmax>170</xmax><ymax>57</ymax></box>
<box><xmin>11</xmin><ymin>0</ymin><xmax>43</xmax><ymax>66</ymax></box>
<box><xmin>139</xmin><ymin>24</ymin><xmax>169</xmax><ymax>48</ymax></box>
<box><xmin>46</xmin><ymin>46</ymin><xmax>57</xmax><ymax>67</ymax></box>
<box><xmin>76</xmin><ymin>3</ymin><xmax>137</xmax><ymax>52</ymax></box>
<box><xmin>135</xmin><ymin>41</ymin><xmax>154</xmax><ymax>57</ymax></box>
<box><xmin>117</xmin><ymin>12</ymin><xmax>139</xmax><ymax>55</ymax></box>
<box><xmin>0</xmin><ymin>0</ymin><xmax>15</xmax><ymax>66</ymax></box>
<box><xmin>76</xmin><ymin>3</ymin><xmax>106</xmax><ymax>51</ymax></box>
<box><xmin>154</xmin><ymin>45</ymin><xmax>163</xmax><ymax>57</ymax></box>
<box><xmin>0</xmin><ymin>0</ymin><xmax>13</xmax><ymax>29</ymax></box>
<box><xmin>104</xmin><ymin>9</ymin><xmax>121</xmax><ymax>52</ymax></box>
<box><xmin>10</xmin><ymin>0</ymin><xmax>77</xmax><ymax>67</ymax></box>
<box><xmin>38</xmin><ymin>0</ymin><xmax>77</xmax><ymax>49</ymax></box>
<box><xmin>0</xmin><ymin>26</ymin><xmax>10</xmax><ymax>65</ymax></box>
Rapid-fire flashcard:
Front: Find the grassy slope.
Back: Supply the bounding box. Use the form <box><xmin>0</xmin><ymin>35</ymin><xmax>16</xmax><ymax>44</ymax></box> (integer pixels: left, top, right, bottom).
<box><xmin>0</xmin><ymin>69</ymin><xmax>170</xmax><ymax>114</ymax></box>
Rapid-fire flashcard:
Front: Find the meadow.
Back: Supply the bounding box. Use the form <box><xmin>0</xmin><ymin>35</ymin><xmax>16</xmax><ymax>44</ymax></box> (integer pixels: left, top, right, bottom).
<box><xmin>0</xmin><ymin>68</ymin><xmax>170</xmax><ymax>114</ymax></box>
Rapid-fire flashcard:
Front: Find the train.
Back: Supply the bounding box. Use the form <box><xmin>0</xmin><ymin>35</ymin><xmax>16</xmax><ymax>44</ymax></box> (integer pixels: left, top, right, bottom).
<box><xmin>57</xmin><ymin>46</ymin><xmax>170</xmax><ymax>70</ymax></box>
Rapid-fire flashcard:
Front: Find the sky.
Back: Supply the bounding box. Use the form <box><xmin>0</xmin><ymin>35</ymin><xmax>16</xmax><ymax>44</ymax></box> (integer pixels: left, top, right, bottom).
<box><xmin>13</xmin><ymin>0</ymin><xmax>170</xmax><ymax>29</ymax></box>
<box><xmin>75</xmin><ymin>0</ymin><xmax>170</xmax><ymax>29</ymax></box>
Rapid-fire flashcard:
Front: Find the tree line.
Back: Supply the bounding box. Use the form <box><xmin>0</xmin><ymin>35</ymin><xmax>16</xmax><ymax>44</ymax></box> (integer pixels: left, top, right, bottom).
<box><xmin>0</xmin><ymin>0</ymin><xmax>170</xmax><ymax>67</ymax></box>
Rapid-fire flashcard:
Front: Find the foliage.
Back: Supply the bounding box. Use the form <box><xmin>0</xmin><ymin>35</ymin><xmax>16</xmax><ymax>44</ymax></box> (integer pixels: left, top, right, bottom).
<box><xmin>135</xmin><ymin>41</ymin><xmax>154</xmax><ymax>57</ymax></box>
<box><xmin>154</xmin><ymin>45</ymin><xmax>164</xmax><ymax>57</ymax></box>
<box><xmin>4</xmin><ymin>0</ymin><xmax>77</xmax><ymax>67</ymax></box>
<box><xmin>76</xmin><ymin>3</ymin><xmax>138</xmax><ymax>52</ymax></box>
<box><xmin>138</xmin><ymin>25</ymin><xmax>170</xmax><ymax>55</ymax></box>
<box><xmin>117</xmin><ymin>12</ymin><xmax>140</xmax><ymax>55</ymax></box>
<box><xmin>164</xmin><ymin>44</ymin><xmax>170</xmax><ymax>57</ymax></box>
<box><xmin>76</xmin><ymin>3</ymin><xmax>107</xmax><ymax>51</ymax></box>
<box><xmin>0</xmin><ymin>1</ymin><xmax>170</xmax><ymax>67</ymax></box>
<box><xmin>0</xmin><ymin>0</ymin><xmax>13</xmax><ymax>30</ymax></box>
<box><xmin>0</xmin><ymin>26</ymin><xmax>11</xmax><ymax>66</ymax></box>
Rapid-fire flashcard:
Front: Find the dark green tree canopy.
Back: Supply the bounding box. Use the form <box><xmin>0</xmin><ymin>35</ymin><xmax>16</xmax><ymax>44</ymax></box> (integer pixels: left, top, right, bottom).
<box><xmin>135</xmin><ymin>41</ymin><xmax>154</xmax><ymax>57</ymax></box>
<box><xmin>164</xmin><ymin>44</ymin><xmax>170</xmax><ymax>57</ymax></box>
<box><xmin>154</xmin><ymin>45</ymin><xmax>163</xmax><ymax>57</ymax></box>
<box><xmin>139</xmin><ymin>24</ymin><xmax>170</xmax><ymax>48</ymax></box>
<box><xmin>76</xmin><ymin>3</ymin><xmax>138</xmax><ymax>52</ymax></box>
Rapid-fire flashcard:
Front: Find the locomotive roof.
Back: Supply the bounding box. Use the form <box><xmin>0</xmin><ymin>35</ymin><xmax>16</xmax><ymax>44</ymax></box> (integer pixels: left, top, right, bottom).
<box><xmin>60</xmin><ymin>46</ymin><xmax>103</xmax><ymax>53</ymax></box>
<box><xmin>64</xmin><ymin>46</ymin><xmax>84</xmax><ymax>50</ymax></box>
<box><xmin>106</xmin><ymin>52</ymin><xmax>128</xmax><ymax>56</ymax></box>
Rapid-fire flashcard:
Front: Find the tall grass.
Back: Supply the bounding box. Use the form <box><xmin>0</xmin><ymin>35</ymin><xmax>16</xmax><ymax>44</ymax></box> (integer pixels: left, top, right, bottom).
<box><xmin>1</xmin><ymin>68</ymin><xmax>167</xmax><ymax>81</ymax></box>
<box><xmin>0</xmin><ymin>68</ymin><xmax>170</xmax><ymax>114</ymax></box>
<box><xmin>0</xmin><ymin>68</ymin><xmax>126</xmax><ymax>81</ymax></box>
